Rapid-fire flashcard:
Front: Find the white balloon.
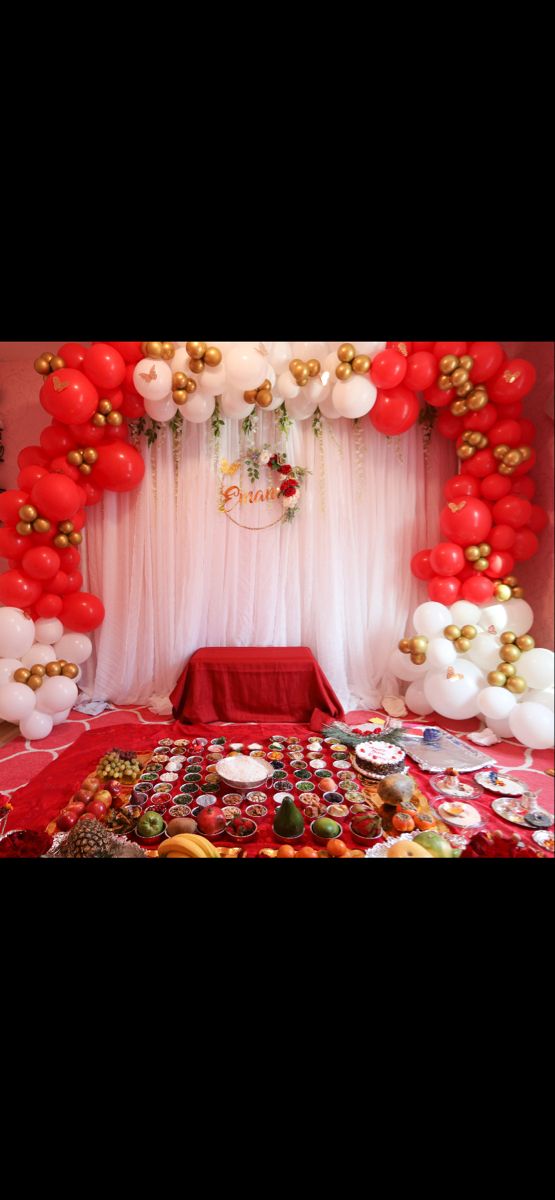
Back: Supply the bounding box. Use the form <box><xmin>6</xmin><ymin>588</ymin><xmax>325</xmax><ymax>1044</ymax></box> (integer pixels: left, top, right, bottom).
<box><xmin>276</xmin><ymin>371</ymin><xmax>300</xmax><ymax>402</ymax></box>
<box><xmin>54</xmin><ymin>633</ymin><xmax>93</xmax><ymax>665</ymax></box>
<box><xmin>292</xmin><ymin>341</ymin><xmax>329</xmax><ymax>361</ymax></box>
<box><xmin>0</xmin><ymin>659</ymin><xmax>24</xmax><ymax>687</ymax></box>
<box><xmin>269</xmin><ymin>342</ymin><xmax>292</xmax><ymax>374</ymax></box>
<box><xmin>35</xmin><ymin>675</ymin><xmax>78</xmax><ymax>715</ymax></box>
<box><xmin>220</xmin><ymin>389</ymin><xmax>255</xmax><ymax>418</ymax></box>
<box><xmin>478</xmin><ymin>687</ymin><xmax>517</xmax><ymax>720</ymax></box>
<box><xmin>304</xmin><ymin>378</ymin><xmax>326</xmax><ymax>407</ymax></box>
<box><xmin>21</xmin><ymin>643</ymin><xmax>57</xmax><ymax>669</ymax></box>
<box><xmin>517</xmin><ymin>649</ymin><xmax>555</xmax><ymax>691</ymax></box>
<box><xmin>332</xmin><ymin>375</ymin><xmax>377</xmax><ymax>419</ymax></box>
<box><xmin>357</xmin><ymin>341</ymin><xmax>387</xmax><ymax>356</ymax></box>
<box><xmin>34</xmin><ymin>617</ymin><xmax>64</xmax><ymax>646</ymax></box>
<box><xmin>262</xmin><ymin>389</ymin><xmax>286</xmax><ymax>412</ymax></box>
<box><xmin>285</xmin><ymin>390</ymin><xmax>317</xmax><ymax>421</ymax></box>
<box><xmin>0</xmin><ymin>608</ymin><xmax>35</xmax><ymax>659</ymax></box>
<box><xmin>466</xmin><ymin>633</ymin><xmax>503</xmax><ymax>674</ymax></box>
<box><xmin>318</xmin><ymin>390</ymin><xmax>342</xmax><ymax>419</ymax></box>
<box><xmin>0</xmin><ymin>682</ymin><xmax>37</xmax><ymax>723</ymax></box>
<box><xmin>413</xmin><ymin>602</ymin><xmax>452</xmax><ymax>639</ymax></box>
<box><xmin>389</xmin><ymin>648</ymin><xmax>429</xmax><ymax>683</ymax></box>
<box><xmin>181</xmin><ymin>393</ymin><xmax>216</xmax><ymax>423</ymax></box>
<box><xmin>480</xmin><ymin>604</ymin><xmax>508</xmax><ymax>634</ymax></box>
<box><xmin>133</xmin><ymin>358</ymin><xmax>173</xmax><ymax>401</ymax></box>
<box><xmin>502</xmin><ymin>598</ymin><xmax>534</xmax><ymax>637</ymax></box>
<box><xmin>509</xmin><ymin>702</ymin><xmax>555</xmax><ymax>749</ymax></box>
<box><xmin>483</xmin><ymin>714</ymin><xmax>514</xmax><ymax>738</ymax></box>
<box><xmin>226</xmin><ymin>344</ymin><xmax>268</xmax><ymax>391</ymax></box>
<box><xmin>526</xmin><ymin>688</ymin><xmax>554</xmax><ymax>712</ymax></box>
<box><xmin>52</xmin><ymin>708</ymin><xmax>71</xmax><ymax>726</ymax></box>
<box><xmin>426</xmin><ymin>637</ymin><xmax>457</xmax><ymax>670</ymax></box>
<box><xmin>405</xmin><ymin>681</ymin><xmax>434</xmax><ymax>715</ymax></box>
<box><xmin>450</xmin><ymin>601</ymin><xmax>481</xmax><ymax>628</ymax></box>
<box><xmin>424</xmin><ymin>659</ymin><xmax>484</xmax><ymax>720</ymax></box>
<box><xmin>197</xmin><ymin>362</ymin><xmax>228</xmax><ymax>395</ymax></box>
<box><xmin>19</xmin><ymin>709</ymin><xmax>54</xmax><ymax>740</ymax></box>
<box><xmin>172</xmin><ymin>347</ymin><xmax>190</xmax><ymax>374</ymax></box>
<box><xmin>144</xmin><ymin>393</ymin><xmax>178</xmax><ymax>422</ymax></box>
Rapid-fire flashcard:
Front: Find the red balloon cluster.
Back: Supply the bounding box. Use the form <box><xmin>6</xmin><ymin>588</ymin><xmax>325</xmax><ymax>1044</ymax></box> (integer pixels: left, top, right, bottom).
<box><xmin>1</xmin><ymin>341</ymin><xmax>146</xmax><ymax>631</ymax></box>
<box><xmin>408</xmin><ymin>343</ymin><xmax>547</xmax><ymax>604</ymax></box>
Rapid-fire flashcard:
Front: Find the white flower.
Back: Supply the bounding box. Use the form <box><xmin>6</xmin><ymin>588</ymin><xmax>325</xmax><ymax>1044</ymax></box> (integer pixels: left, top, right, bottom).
<box><xmin>259</xmin><ymin>451</ymin><xmax>270</xmax><ymax>466</ymax></box>
<box><xmin>282</xmin><ymin>495</ymin><xmax>298</xmax><ymax>510</ymax></box>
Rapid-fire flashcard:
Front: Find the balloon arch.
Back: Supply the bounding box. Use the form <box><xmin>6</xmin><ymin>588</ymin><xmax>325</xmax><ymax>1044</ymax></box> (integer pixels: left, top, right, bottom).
<box><xmin>0</xmin><ymin>340</ymin><xmax>553</xmax><ymax>748</ymax></box>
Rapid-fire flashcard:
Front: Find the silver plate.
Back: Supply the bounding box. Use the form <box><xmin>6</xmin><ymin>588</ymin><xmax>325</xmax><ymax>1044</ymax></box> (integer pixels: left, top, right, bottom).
<box><xmin>399</xmin><ymin>729</ymin><xmax>496</xmax><ymax>774</ymax></box>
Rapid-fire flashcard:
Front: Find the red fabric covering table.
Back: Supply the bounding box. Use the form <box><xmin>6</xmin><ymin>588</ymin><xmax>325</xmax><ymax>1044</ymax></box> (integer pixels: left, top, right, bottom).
<box><xmin>170</xmin><ymin>647</ymin><xmax>345</xmax><ymax>725</ymax></box>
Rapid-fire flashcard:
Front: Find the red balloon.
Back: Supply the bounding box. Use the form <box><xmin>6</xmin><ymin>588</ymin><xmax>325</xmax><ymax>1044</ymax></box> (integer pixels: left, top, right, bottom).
<box><xmin>480</xmin><ymin>474</ymin><xmax>513</xmax><ymax>502</ymax></box>
<box><xmin>458</xmin><ymin>563</ymin><xmax>477</xmax><ymax>582</ymax></box>
<box><xmin>528</xmin><ymin>505</ymin><xmax>548</xmax><ymax>534</ymax></box>
<box><xmin>511</xmin><ymin>477</ymin><xmax>536</xmax><ymax>500</ymax></box>
<box><xmin>65</xmin><ymin>570</ymin><xmax>84</xmax><ymax>593</ymax></box>
<box><xmin>440</xmin><ymin>498</ymin><xmax>492</xmax><ymax>545</ymax></box>
<box><xmin>17</xmin><ymin>465</ymin><xmax>48</xmax><ymax>492</ymax></box>
<box><xmin>492</xmin><ymin>495</ymin><xmax>532</xmax><ymax>529</ymax></box>
<box><xmin>61</xmin><ymin>591</ymin><xmax>105</xmax><ymax>632</ymax></box>
<box><xmin>103</xmin><ymin>387</ymin><xmax>124</xmax><ymax>411</ymax></box>
<box><xmin>58</xmin><ymin>343</ymin><xmax>87</xmax><ymax>370</ymax></box>
<box><xmin>35</xmin><ymin>593</ymin><xmax>64</xmax><ymax>618</ymax></box>
<box><xmin>485</xmin><ymin>551</ymin><xmax>515</xmax><ymax>579</ymax></box>
<box><xmin>464</xmin><ymin>449</ymin><xmax>498</xmax><ymax>479</ymax></box>
<box><xmin>444</xmin><ymin>475</ymin><xmax>480</xmax><ymax>502</ymax></box>
<box><xmin>404</xmin><ymin>352</ymin><xmax>437</xmax><ymax>392</ymax></box>
<box><xmin>512</xmin><ymin>447</ymin><xmax>537</xmax><ymax>477</ymax></box>
<box><xmin>31</xmin><ymin>473</ymin><xmax>83</xmax><ymax>522</ymax></box>
<box><xmin>40</xmin><ymin>421</ymin><xmax>75</xmax><ymax>459</ymax></box>
<box><xmin>437</xmin><ymin>409</ymin><xmax>464</xmax><ymax>439</ymax></box>
<box><xmin>468</xmin><ymin>342</ymin><xmax>505</xmax><ymax>383</ymax></box>
<box><xmin>68</xmin><ymin>418</ymin><xmax>107</xmax><ymax>447</ymax></box>
<box><xmin>58</xmin><ymin>547</ymin><xmax>81</xmax><ymax>570</ymax></box>
<box><xmin>461</xmin><ymin>575</ymin><xmax>495</xmax><ymax>604</ymax></box>
<box><xmin>22</xmin><ymin>546</ymin><xmax>61</xmax><ymax>580</ymax></box>
<box><xmin>48</xmin><ymin>571</ymin><xmax>70</xmax><ymax>596</ymax></box>
<box><xmin>422</xmin><ymin>382</ymin><xmax>454</xmax><ymax>408</ymax></box>
<box><xmin>463</xmin><ymin>404</ymin><xmax>499</xmax><ymax>432</ymax></box>
<box><xmin>18</xmin><ymin>446</ymin><xmax>49</xmax><ymax>471</ymax></box>
<box><xmin>490</xmin><ymin>524</ymin><xmax>516</xmax><ymax>551</ymax></box>
<box><xmin>0</xmin><ymin>569</ymin><xmax>43</xmax><ymax>607</ymax></box>
<box><xmin>0</xmin><ymin>490</ymin><xmax>29</xmax><ymax>525</ymax></box>
<box><xmin>41</xmin><ymin>369</ymin><xmax>99</xmax><ymax>425</ymax></box>
<box><xmin>433</xmin><ymin>342</ymin><xmax>468</xmax><ymax>359</ymax></box>
<box><xmin>0</xmin><ymin>527</ymin><xmax>27</xmax><ymax>561</ymax></box>
<box><xmin>370</xmin><ymin>386</ymin><xmax>420</xmax><ymax>436</ymax></box>
<box><xmin>429</xmin><ymin>543</ymin><xmax>465</xmax><ymax>577</ymax></box>
<box><xmin>370</xmin><ymin>349</ymin><xmax>407</xmax><ymax>390</ymax></box>
<box><xmin>105</xmin><ymin>341</ymin><xmax>143</xmax><ymax>364</ymax></box>
<box><xmin>70</xmin><ymin>509</ymin><xmax>86</xmax><ymax>532</ymax></box>
<box><xmin>28</xmin><ymin>531</ymin><xmax>55</xmax><ymax>548</ymax></box>
<box><xmin>121</xmin><ymin>391</ymin><xmax>146</xmax><ymax>419</ymax></box>
<box><xmin>103</xmin><ymin>423</ymin><xmax>129</xmax><ymax>443</ymax></box>
<box><xmin>411</xmin><ymin>549</ymin><xmax>435</xmax><ymax>581</ymax></box>
<box><xmin>83</xmin><ymin>343</ymin><xmax>126</xmax><ymax>389</ymax></box>
<box><xmin>49</xmin><ymin>456</ymin><xmax>81</xmax><ymax>483</ymax></box>
<box><xmin>123</xmin><ymin>362</ymin><xmax>140</xmax><ymax>396</ymax></box>
<box><xmin>428</xmin><ymin>576</ymin><xmax>461</xmax><ymax>603</ymax></box>
<box><xmin>490</xmin><ymin>359</ymin><xmax>537</xmax><ymax>405</ymax></box>
<box><xmin>488</xmin><ymin>420</ymin><xmax>523</xmax><ymax>448</ymax></box>
<box><xmin>413</xmin><ymin>342</ymin><xmax>434</xmax><ymax>351</ymax></box>
<box><xmin>93</xmin><ymin>442</ymin><xmax>145</xmax><ymax>493</ymax></box>
<box><xmin>82</xmin><ymin>481</ymin><xmax>104</xmax><ymax>506</ymax></box>
<box><xmin>512</xmin><ymin>527</ymin><xmax>540</xmax><ymax>561</ymax></box>
<box><xmin>497</xmin><ymin>400</ymin><xmax>523</xmax><ymax>420</ymax></box>
<box><xmin>518</xmin><ymin>419</ymin><xmax>536</xmax><ymax>443</ymax></box>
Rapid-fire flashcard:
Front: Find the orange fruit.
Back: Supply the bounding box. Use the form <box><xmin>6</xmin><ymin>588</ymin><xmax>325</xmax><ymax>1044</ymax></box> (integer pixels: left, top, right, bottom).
<box><xmin>346</xmin><ymin>849</ymin><xmax>366</xmax><ymax>858</ymax></box>
<box><xmin>277</xmin><ymin>845</ymin><xmax>297</xmax><ymax>858</ymax></box>
<box><xmin>297</xmin><ymin>846</ymin><xmax>319</xmax><ymax>858</ymax></box>
<box><xmin>327</xmin><ymin>839</ymin><xmax>349</xmax><ymax>858</ymax></box>
<box><xmin>392</xmin><ymin>812</ymin><xmax>415</xmax><ymax>833</ymax></box>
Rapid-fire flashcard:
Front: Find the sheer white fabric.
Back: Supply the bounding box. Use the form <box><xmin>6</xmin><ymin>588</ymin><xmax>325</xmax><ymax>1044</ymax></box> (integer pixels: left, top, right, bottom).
<box><xmin>79</xmin><ymin>414</ymin><xmax>453</xmax><ymax>712</ymax></box>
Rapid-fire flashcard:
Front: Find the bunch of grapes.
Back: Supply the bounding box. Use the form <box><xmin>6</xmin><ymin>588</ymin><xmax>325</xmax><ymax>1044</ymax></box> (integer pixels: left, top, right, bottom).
<box><xmin>97</xmin><ymin>750</ymin><xmax>142</xmax><ymax>782</ymax></box>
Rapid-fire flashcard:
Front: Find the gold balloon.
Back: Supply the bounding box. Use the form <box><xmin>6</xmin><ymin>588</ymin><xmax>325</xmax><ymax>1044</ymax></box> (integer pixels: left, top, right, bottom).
<box><xmin>296</xmin><ymin>366</ymin><xmax>310</xmax><ymax>386</ymax></box>
<box><xmin>161</xmin><ymin>342</ymin><xmax>175</xmax><ymax>360</ymax></box>
<box><xmin>67</xmin><ymin>450</ymin><xmax>83</xmax><ymax>466</ymax></box>
<box><xmin>518</xmin><ymin>445</ymin><xmax>532</xmax><ymax>462</ymax></box>
<box><xmin>411</xmin><ymin>636</ymin><xmax>428</xmax><ymax>655</ymax></box>
<box><xmin>455</xmin><ymin>637</ymin><xmax>471</xmax><ymax>653</ymax></box>
<box><xmin>244</xmin><ymin>389</ymin><xmax>258</xmax><ymax>403</ymax></box>
<box><xmin>107</xmin><ymin>411</ymin><xmax>123</xmax><ymax>426</ymax></box>
<box><xmin>59</xmin><ymin>522</ymin><xmax>74</xmax><ymax>534</ymax></box>
<box><xmin>477</xmin><ymin>435</ymin><xmax>489</xmax><ymax>449</ymax></box>
<box><xmin>512</xmin><ymin>587</ymin><xmax>525</xmax><ymax>598</ymax></box>
<box><xmin>499</xmin><ymin>464</ymin><xmax>515</xmax><ymax>476</ymax></box>
<box><xmin>50</xmin><ymin>355</ymin><xmax>66</xmax><ymax>372</ymax></box>
<box><xmin>33</xmin><ymin>519</ymin><xmax>51</xmax><ymax>534</ymax></box>
<box><xmin>289</xmin><ymin>359</ymin><xmax>303</xmax><ymax>374</ymax></box>
<box><xmin>27</xmin><ymin>675</ymin><xmax>43</xmax><ymax>691</ymax></box>
<box><xmin>13</xmin><ymin>668</ymin><xmax>31</xmax><ymax>683</ymax></box>
<box><xmin>34</xmin><ymin>355</ymin><xmax>51</xmax><ymax>375</ymax></box>
<box><xmin>31</xmin><ymin>664</ymin><xmax>46</xmax><ymax>677</ymax></box>
<box><xmin>450</xmin><ymin>400</ymin><xmax>468</xmax><ymax>416</ymax></box>
<box><xmin>79</xmin><ymin>463</ymin><xmax>92</xmax><ymax>475</ymax></box>
<box><xmin>474</xmin><ymin>558</ymin><xmax>489</xmax><ymax>571</ymax></box>
<box><xmin>98</xmin><ymin>399</ymin><xmax>112</xmax><ymax>415</ymax></box>
<box><xmin>336</xmin><ymin>362</ymin><xmax>352</xmax><ymax>382</ymax></box>
<box><xmin>19</xmin><ymin>505</ymin><xmax>38</xmax><ymax>523</ymax></box>
<box><xmin>444</xmin><ymin>625</ymin><xmax>461</xmax><ymax>641</ymax></box>
<box><xmin>398</xmin><ymin>639</ymin><xmax>412</xmax><ymax>654</ymax></box>
<box><xmin>461</xmin><ymin>625</ymin><xmax>477</xmax><ymax>640</ymax></box>
<box><xmin>16</xmin><ymin>522</ymin><xmax>32</xmax><ymax>536</ymax></box>
<box><xmin>506</xmin><ymin>676</ymin><xmax>527</xmax><ymax>695</ymax></box>
<box><xmin>256</xmin><ymin>390</ymin><xmax>273</xmax><ymax>408</ymax></box>
<box><xmin>500</xmin><ymin>644</ymin><xmax>521</xmax><ymax>663</ymax></box>
<box><xmin>185</xmin><ymin>379</ymin><xmax>197</xmax><ymax>393</ymax></box>
<box><xmin>352</xmin><ymin>355</ymin><xmax>371</xmax><ymax>375</ymax></box>
<box><xmin>92</xmin><ymin>413</ymin><xmax>106</xmax><ymax>427</ymax></box>
<box><xmin>146</xmin><ymin>341</ymin><xmax>163</xmax><ymax>358</ymax></box>
<box><xmin>516</xmin><ymin>635</ymin><xmax>535</xmax><ymax>652</ymax></box>
<box><xmin>495</xmin><ymin>584</ymin><xmax>512</xmax><ymax>601</ymax></box>
<box><xmin>499</xmin><ymin>663</ymin><xmax>516</xmax><ymax>678</ymax></box>
<box><xmin>500</xmin><ymin>631</ymin><xmax>516</xmax><ymax>644</ymax></box>
<box><xmin>337</xmin><ymin>343</ymin><xmax>356</xmax><ymax>363</ymax></box>
<box><xmin>54</xmin><ymin>534</ymin><xmax>70</xmax><ymax>549</ymax></box>
<box><xmin>259</xmin><ymin>379</ymin><xmax>272</xmax><ymax>391</ymax></box>
<box><xmin>173</xmin><ymin>372</ymin><xmax>187</xmax><ymax>390</ymax></box>
<box><xmin>451</xmin><ymin>368</ymin><xmax>469</xmax><ymax>388</ymax></box>
<box><xmin>186</xmin><ymin>342</ymin><xmax>207</xmax><ymax>360</ymax></box>
<box><xmin>467</xmin><ymin>390</ymin><xmax>489</xmax><ymax>411</ymax></box>
<box><xmin>173</xmin><ymin>389</ymin><xmax>188</xmax><ymax>405</ymax></box>
<box><xmin>460</xmin><ymin>355</ymin><xmax>474</xmax><ymax>372</ymax></box>
<box><xmin>465</xmin><ymin>546</ymin><xmax>480</xmax><ymax>562</ymax></box>
<box><xmin>69</xmin><ymin>532</ymin><xmax>83</xmax><ymax>546</ymax></box>
<box><xmin>204</xmin><ymin>346</ymin><xmax>222</xmax><ymax>367</ymax></box>
<box><xmin>411</xmin><ymin>653</ymin><xmax>427</xmax><ymax>666</ymax></box>
<box><xmin>493</xmin><ymin>444</ymin><xmax>510</xmax><ymax>460</ymax></box>
<box><xmin>503</xmin><ymin>576</ymin><xmax>518</xmax><ymax>588</ymax></box>
<box><xmin>504</xmin><ymin>450</ymin><xmax>523</xmax><ymax>467</ymax></box>
<box><xmin>62</xmin><ymin>663</ymin><xmax>79</xmax><ymax>679</ymax></box>
<box><xmin>57</xmin><ymin>660</ymin><xmax>67</xmax><ymax>668</ymax></box>
<box><xmin>457</xmin><ymin>445</ymin><xmax>475</xmax><ymax>460</ymax></box>
<box><xmin>45</xmin><ymin>353</ymin><xmax>55</xmax><ymax>363</ymax></box>
<box><xmin>188</xmin><ymin>357</ymin><xmax>205</xmax><ymax>374</ymax></box>
<box><xmin>488</xmin><ymin>670</ymin><xmax>507</xmax><ymax>688</ymax></box>
<box><xmin>307</xmin><ymin>359</ymin><xmax>321</xmax><ymax>377</ymax></box>
<box><xmin>83</xmin><ymin>448</ymin><xmax>98</xmax><ymax>465</ymax></box>
<box><xmin>467</xmin><ymin>432</ymin><xmax>483</xmax><ymax>447</ymax></box>
<box><xmin>479</xmin><ymin>544</ymin><xmax>492</xmax><ymax>557</ymax></box>
<box><xmin>439</xmin><ymin>354</ymin><xmax>459</xmax><ymax>375</ymax></box>
<box><xmin>45</xmin><ymin>662</ymin><xmax>62</xmax><ymax>677</ymax></box>
<box><xmin>457</xmin><ymin>381</ymin><xmax>474</xmax><ymax>397</ymax></box>
<box><xmin>290</xmin><ymin>361</ymin><xmax>306</xmax><ymax>381</ymax></box>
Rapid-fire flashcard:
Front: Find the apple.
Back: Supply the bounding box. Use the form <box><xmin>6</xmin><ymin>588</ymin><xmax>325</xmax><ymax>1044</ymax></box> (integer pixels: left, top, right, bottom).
<box><xmin>66</xmin><ymin>801</ymin><xmax>86</xmax><ymax>818</ymax></box>
<box><xmin>95</xmin><ymin>789</ymin><xmax>113</xmax><ymax>807</ymax></box>
<box><xmin>107</xmin><ymin>780</ymin><xmax>122</xmax><ymax>797</ymax></box>
<box><xmin>58</xmin><ymin>810</ymin><xmax>79</xmax><ymax>831</ymax></box>
<box><xmin>86</xmin><ymin>800</ymin><xmax>107</xmax><ymax>819</ymax></box>
<box><xmin>82</xmin><ymin>776</ymin><xmax>101</xmax><ymax>795</ymax></box>
<box><xmin>413</xmin><ymin>831</ymin><xmax>454</xmax><ymax>859</ymax></box>
<box><xmin>74</xmin><ymin>788</ymin><xmax>93</xmax><ymax>804</ymax></box>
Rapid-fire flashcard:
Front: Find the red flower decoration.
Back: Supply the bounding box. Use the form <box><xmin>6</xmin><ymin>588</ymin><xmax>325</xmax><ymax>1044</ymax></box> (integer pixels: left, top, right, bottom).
<box><xmin>461</xmin><ymin>831</ymin><xmax>540</xmax><ymax>859</ymax></box>
<box><xmin>280</xmin><ymin>479</ymin><xmax>299</xmax><ymax>497</ymax></box>
<box><xmin>278</xmin><ymin>465</ymin><xmax>292</xmax><ymax>475</ymax></box>
<box><xmin>0</xmin><ymin>829</ymin><xmax>53</xmax><ymax>858</ymax></box>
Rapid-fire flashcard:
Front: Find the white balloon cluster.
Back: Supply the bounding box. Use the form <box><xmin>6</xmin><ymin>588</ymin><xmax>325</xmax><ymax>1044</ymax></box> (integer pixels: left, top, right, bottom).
<box><xmin>132</xmin><ymin>341</ymin><xmax>387</xmax><ymax>425</ymax></box>
<box><xmin>0</xmin><ymin>608</ymin><xmax>93</xmax><ymax>741</ymax></box>
<box><xmin>390</xmin><ymin>598</ymin><xmax>554</xmax><ymax>749</ymax></box>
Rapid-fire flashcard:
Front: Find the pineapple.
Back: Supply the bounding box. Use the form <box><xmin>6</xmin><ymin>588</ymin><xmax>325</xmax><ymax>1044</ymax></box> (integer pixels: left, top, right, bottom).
<box><xmin>58</xmin><ymin>817</ymin><xmax>115</xmax><ymax>859</ymax></box>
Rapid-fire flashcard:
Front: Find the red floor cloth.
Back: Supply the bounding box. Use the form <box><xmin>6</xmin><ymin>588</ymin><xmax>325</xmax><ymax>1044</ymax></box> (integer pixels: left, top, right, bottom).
<box><xmin>7</xmin><ymin>718</ymin><xmax>554</xmax><ymax>856</ymax></box>
<box><xmin>170</xmin><ymin>647</ymin><xmax>345</xmax><ymax>724</ymax></box>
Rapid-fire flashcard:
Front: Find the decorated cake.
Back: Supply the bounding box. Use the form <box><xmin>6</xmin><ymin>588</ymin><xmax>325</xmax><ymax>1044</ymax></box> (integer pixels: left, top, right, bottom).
<box><xmin>354</xmin><ymin>740</ymin><xmax>407</xmax><ymax>779</ymax></box>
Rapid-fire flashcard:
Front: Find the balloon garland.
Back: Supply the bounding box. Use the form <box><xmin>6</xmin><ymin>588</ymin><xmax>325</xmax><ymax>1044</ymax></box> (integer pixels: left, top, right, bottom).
<box><xmin>0</xmin><ymin>340</ymin><xmax>551</xmax><ymax>745</ymax></box>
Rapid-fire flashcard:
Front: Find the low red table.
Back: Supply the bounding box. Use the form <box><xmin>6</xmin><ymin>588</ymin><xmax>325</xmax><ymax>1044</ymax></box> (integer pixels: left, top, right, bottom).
<box><xmin>170</xmin><ymin>647</ymin><xmax>345</xmax><ymax>725</ymax></box>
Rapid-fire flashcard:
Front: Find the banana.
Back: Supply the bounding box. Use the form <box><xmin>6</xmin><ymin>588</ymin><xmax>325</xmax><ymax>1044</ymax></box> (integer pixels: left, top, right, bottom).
<box><xmin>159</xmin><ymin>834</ymin><xmax>220</xmax><ymax>859</ymax></box>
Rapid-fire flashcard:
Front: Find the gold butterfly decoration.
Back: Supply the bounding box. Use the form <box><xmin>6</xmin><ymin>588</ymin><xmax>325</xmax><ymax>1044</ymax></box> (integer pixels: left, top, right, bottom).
<box><xmin>447</xmin><ymin>501</ymin><xmax>466</xmax><ymax>513</ymax></box>
<box><xmin>139</xmin><ymin>365</ymin><xmax>158</xmax><ymax>383</ymax></box>
<box><xmin>220</xmin><ymin>459</ymin><xmax>240</xmax><ymax>477</ymax></box>
<box><xmin>487</xmin><ymin>625</ymin><xmax>497</xmax><ymax>634</ymax></box>
<box><xmin>255</xmin><ymin>343</ymin><xmax>270</xmax><ymax>356</ymax></box>
<box><xmin>52</xmin><ymin>376</ymin><xmax>69</xmax><ymax>392</ymax></box>
<box><xmin>446</xmin><ymin>666</ymin><xmax>464</xmax><ymax>680</ymax></box>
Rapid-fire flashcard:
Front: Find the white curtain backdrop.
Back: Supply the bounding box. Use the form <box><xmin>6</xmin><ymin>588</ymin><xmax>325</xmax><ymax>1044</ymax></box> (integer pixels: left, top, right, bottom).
<box><xmin>80</xmin><ymin>412</ymin><xmax>453</xmax><ymax>712</ymax></box>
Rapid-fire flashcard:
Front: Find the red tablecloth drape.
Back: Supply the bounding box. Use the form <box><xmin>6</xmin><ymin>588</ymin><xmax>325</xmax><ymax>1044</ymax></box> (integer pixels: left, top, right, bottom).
<box><xmin>170</xmin><ymin>647</ymin><xmax>345</xmax><ymax>725</ymax></box>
